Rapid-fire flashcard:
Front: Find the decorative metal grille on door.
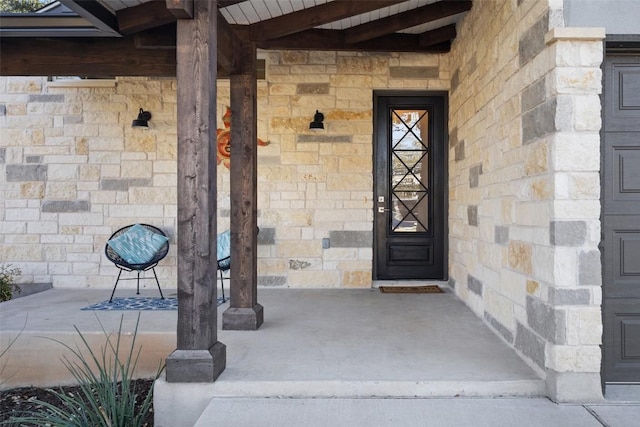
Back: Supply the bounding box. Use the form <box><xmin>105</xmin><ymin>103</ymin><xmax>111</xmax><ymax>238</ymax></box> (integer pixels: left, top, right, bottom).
<box><xmin>390</xmin><ymin>109</ymin><xmax>429</xmax><ymax>233</ymax></box>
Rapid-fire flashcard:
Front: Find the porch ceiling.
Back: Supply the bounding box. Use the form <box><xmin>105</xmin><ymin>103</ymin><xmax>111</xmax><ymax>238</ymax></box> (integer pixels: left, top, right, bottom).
<box><xmin>0</xmin><ymin>0</ymin><xmax>472</xmax><ymax>77</ymax></box>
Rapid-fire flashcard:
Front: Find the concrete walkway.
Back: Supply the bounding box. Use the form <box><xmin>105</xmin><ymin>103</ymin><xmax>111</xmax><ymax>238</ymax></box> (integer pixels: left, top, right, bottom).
<box><xmin>194</xmin><ymin>397</ymin><xmax>640</xmax><ymax>427</ymax></box>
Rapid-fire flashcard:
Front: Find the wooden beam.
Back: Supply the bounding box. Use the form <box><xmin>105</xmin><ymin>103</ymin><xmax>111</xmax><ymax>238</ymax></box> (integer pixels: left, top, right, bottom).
<box><xmin>166</xmin><ymin>0</ymin><xmax>226</xmax><ymax>382</ymax></box>
<box><xmin>0</xmin><ymin>37</ymin><xmax>175</xmax><ymax>77</ymax></box>
<box><xmin>166</xmin><ymin>0</ymin><xmax>193</xmax><ymax>19</ymax></box>
<box><xmin>59</xmin><ymin>0</ymin><xmax>121</xmax><ymax>35</ymax></box>
<box><xmin>253</xmin><ymin>29</ymin><xmax>452</xmax><ymax>53</ymax></box>
<box><xmin>219</xmin><ymin>0</ymin><xmax>245</xmax><ymax>7</ymax></box>
<box><xmin>117</xmin><ymin>0</ymin><xmax>176</xmax><ymax>35</ymax></box>
<box><xmin>134</xmin><ymin>24</ymin><xmax>177</xmax><ymax>49</ymax></box>
<box><xmin>217</xmin><ymin>10</ymin><xmax>240</xmax><ymax>74</ymax></box>
<box><xmin>248</xmin><ymin>0</ymin><xmax>405</xmax><ymax>41</ymax></box>
<box><xmin>419</xmin><ymin>23</ymin><xmax>457</xmax><ymax>47</ymax></box>
<box><xmin>223</xmin><ymin>40</ymin><xmax>263</xmax><ymax>330</ymax></box>
<box><xmin>344</xmin><ymin>0</ymin><xmax>472</xmax><ymax>44</ymax></box>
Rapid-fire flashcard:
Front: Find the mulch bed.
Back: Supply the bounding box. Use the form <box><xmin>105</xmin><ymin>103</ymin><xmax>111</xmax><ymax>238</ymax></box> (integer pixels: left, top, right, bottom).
<box><xmin>0</xmin><ymin>378</ymin><xmax>154</xmax><ymax>426</ymax></box>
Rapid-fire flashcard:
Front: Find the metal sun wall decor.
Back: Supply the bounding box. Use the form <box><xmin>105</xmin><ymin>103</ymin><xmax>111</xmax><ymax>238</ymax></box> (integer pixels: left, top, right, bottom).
<box><xmin>216</xmin><ymin>106</ymin><xmax>269</xmax><ymax>168</ymax></box>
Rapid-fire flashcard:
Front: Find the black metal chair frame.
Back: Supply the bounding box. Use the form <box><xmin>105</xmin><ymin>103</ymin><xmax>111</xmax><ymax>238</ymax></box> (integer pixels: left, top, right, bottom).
<box><xmin>105</xmin><ymin>224</ymin><xmax>169</xmax><ymax>303</ymax></box>
<box><xmin>217</xmin><ymin>255</ymin><xmax>229</xmax><ymax>303</ymax></box>
<box><xmin>216</xmin><ymin>227</ymin><xmax>258</xmax><ymax>304</ymax></box>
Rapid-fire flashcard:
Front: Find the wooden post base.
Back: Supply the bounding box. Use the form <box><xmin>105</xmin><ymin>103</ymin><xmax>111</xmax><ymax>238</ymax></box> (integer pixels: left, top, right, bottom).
<box><xmin>165</xmin><ymin>343</ymin><xmax>226</xmax><ymax>383</ymax></box>
<box><xmin>222</xmin><ymin>304</ymin><xmax>264</xmax><ymax>330</ymax></box>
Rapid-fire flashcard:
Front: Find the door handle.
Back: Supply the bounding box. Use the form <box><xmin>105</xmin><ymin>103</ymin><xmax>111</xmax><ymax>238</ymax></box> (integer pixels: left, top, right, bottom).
<box><xmin>378</xmin><ymin>207</ymin><xmax>390</xmax><ymax>213</ymax></box>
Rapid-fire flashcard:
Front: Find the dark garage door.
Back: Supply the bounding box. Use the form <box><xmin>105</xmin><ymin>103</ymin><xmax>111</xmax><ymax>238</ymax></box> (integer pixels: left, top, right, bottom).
<box><xmin>602</xmin><ymin>54</ymin><xmax>640</xmax><ymax>383</ymax></box>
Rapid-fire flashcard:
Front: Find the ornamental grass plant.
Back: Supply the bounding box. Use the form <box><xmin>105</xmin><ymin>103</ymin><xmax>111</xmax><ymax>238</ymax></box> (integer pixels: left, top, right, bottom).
<box><xmin>0</xmin><ymin>264</ymin><xmax>21</xmax><ymax>302</ymax></box>
<box><xmin>1</xmin><ymin>314</ymin><xmax>163</xmax><ymax>427</ymax></box>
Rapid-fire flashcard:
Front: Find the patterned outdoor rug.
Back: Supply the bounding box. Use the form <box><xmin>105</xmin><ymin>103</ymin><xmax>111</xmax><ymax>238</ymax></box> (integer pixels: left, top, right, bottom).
<box><xmin>81</xmin><ymin>296</ymin><xmax>226</xmax><ymax>311</ymax></box>
<box><xmin>379</xmin><ymin>285</ymin><xmax>444</xmax><ymax>294</ymax></box>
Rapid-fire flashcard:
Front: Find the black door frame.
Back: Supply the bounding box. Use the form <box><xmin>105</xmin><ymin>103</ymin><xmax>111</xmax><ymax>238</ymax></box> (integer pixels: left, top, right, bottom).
<box><xmin>372</xmin><ymin>90</ymin><xmax>449</xmax><ymax>280</ymax></box>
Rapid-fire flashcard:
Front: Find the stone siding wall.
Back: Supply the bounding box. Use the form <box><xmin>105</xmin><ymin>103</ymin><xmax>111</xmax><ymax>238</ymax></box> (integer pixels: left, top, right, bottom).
<box><xmin>0</xmin><ymin>77</ymin><xmax>178</xmax><ymax>289</ymax></box>
<box><xmin>220</xmin><ymin>51</ymin><xmax>450</xmax><ymax>288</ymax></box>
<box><xmin>0</xmin><ymin>50</ymin><xmax>451</xmax><ymax>290</ymax></box>
<box><xmin>449</xmin><ymin>0</ymin><xmax>604</xmax><ymax>401</ymax></box>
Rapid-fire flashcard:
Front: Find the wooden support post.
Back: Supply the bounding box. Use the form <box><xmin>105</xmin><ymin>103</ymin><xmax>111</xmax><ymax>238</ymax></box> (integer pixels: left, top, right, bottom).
<box><xmin>166</xmin><ymin>0</ymin><xmax>226</xmax><ymax>382</ymax></box>
<box><xmin>222</xmin><ymin>41</ymin><xmax>264</xmax><ymax>330</ymax></box>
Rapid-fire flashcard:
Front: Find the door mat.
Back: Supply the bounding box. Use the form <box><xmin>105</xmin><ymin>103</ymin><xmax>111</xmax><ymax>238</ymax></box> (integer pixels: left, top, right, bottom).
<box><xmin>81</xmin><ymin>296</ymin><xmax>227</xmax><ymax>311</ymax></box>
<box><xmin>379</xmin><ymin>285</ymin><xmax>444</xmax><ymax>294</ymax></box>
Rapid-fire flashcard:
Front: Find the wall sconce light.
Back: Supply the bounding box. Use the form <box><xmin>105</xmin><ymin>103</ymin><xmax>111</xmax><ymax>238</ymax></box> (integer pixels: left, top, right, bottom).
<box><xmin>309</xmin><ymin>110</ymin><xmax>324</xmax><ymax>131</ymax></box>
<box><xmin>132</xmin><ymin>108</ymin><xmax>152</xmax><ymax>128</ymax></box>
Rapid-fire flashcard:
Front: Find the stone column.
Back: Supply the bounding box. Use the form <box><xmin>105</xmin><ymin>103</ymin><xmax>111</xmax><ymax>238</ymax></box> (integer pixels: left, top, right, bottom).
<box><xmin>543</xmin><ymin>27</ymin><xmax>605</xmax><ymax>402</ymax></box>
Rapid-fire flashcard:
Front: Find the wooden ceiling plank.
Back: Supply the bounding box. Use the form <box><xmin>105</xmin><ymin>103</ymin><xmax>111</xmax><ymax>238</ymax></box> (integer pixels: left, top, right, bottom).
<box><xmin>344</xmin><ymin>0</ymin><xmax>471</xmax><ymax>44</ymax></box>
<box><xmin>249</xmin><ymin>0</ymin><xmax>406</xmax><ymax>41</ymax></box>
<box><xmin>117</xmin><ymin>0</ymin><xmax>177</xmax><ymax>35</ymax></box>
<box><xmin>166</xmin><ymin>0</ymin><xmax>194</xmax><ymax>19</ymax></box>
<box><xmin>419</xmin><ymin>23</ymin><xmax>457</xmax><ymax>47</ymax></box>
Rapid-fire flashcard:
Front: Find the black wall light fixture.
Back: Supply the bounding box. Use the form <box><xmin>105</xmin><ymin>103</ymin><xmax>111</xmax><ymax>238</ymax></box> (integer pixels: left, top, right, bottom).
<box><xmin>309</xmin><ymin>110</ymin><xmax>324</xmax><ymax>130</ymax></box>
<box><xmin>132</xmin><ymin>108</ymin><xmax>152</xmax><ymax>128</ymax></box>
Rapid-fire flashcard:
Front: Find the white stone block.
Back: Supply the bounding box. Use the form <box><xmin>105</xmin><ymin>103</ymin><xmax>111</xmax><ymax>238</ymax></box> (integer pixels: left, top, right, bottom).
<box><xmin>48</xmin><ymin>262</ymin><xmax>71</xmax><ymax>274</ymax></box>
<box><xmin>27</xmin><ymin>221</ymin><xmax>58</xmax><ymax>234</ymax></box>
<box><xmin>5</xmin><ymin>208</ymin><xmax>40</xmax><ymax>221</ymax></box>
<box><xmin>0</xmin><ymin>221</ymin><xmax>26</xmax><ymax>234</ymax></box>
<box><xmin>578</xmin><ymin>308</ymin><xmax>603</xmax><ymax>345</ymax></box>
<box><xmin>552</xmin><ymin>132</ymin><xmax>600</xmax><ymax>172</ymax></box>
<box><xmin>552</xmin><ymin>200</ymin><xmax>600</xmax><ymax>219</ymax></box>
<box><xmin>73</xmin><ymin>262</ymin><xmax>100</xmax><ymax>275</ymax></box>
<box><xmin>41</xmin><ymin>235</ymin><xmax>74</xmax><ymax>244</ymax></box>
<box><xmin>553</xmin><ymin>247</ymin><xmax>578</xmax><ymax>288</ymax></box>
<box><xmin>58</xmin><ymin>213</ymin><xmax>104</xmax><ymax>226</ymax></box>
<box><xmin>533</xmin><ymin>245</ymin><xmax>556</xmax><ymax>284</ymax></box>
<box><xmin>551</xmin><ymin>67</ymin><xmax>602</xmax><ymax>95</ymax></box>
<box><xmin>323</xmin><ymin>248</ymin><xmax>358</xmax><ymax>261</ymax></box>
<box><xmin>107</xmin><ymin>204</ymin><xmax>166</xmax><ymax>219</ymax></box>
<box><xmin>573</xmin><ymin>95</ymin><xmax>601</xmax><ymax>131</ymax></box>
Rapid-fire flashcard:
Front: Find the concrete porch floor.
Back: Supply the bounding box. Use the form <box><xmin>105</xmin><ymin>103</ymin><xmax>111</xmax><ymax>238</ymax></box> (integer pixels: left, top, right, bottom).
<box><xmin>2</xmin><ymin>286</ymin><xmax>546</xmax><ymax>424</ymax></box>
<box><xmin>0</xmin><ymin>286</ymin><xmax>543</xmax><ymax>391</ymax></box>
<box><xmin>154</xmin><ymin>286</ymin><xmax>545</xmax><ymax>425</ymax></box>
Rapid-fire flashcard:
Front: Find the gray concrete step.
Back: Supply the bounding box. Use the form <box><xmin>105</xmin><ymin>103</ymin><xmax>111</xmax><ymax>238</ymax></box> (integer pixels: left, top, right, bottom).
<box><xmin>191</xmin><ymin>379</ymin><xmax>546</xmax><ymax>399</ymax></box>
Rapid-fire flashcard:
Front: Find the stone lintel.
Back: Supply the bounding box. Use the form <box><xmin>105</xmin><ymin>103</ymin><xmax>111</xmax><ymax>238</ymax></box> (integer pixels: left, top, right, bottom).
<box><xmin>165</xmin><ymin>343</ymin><xmax>226</xmax><ymax>383</ymax></box>
<box><xmin>222</xmin><ymin>304</ymin><xmax>264</xmax><ymax>330</ymax></box>
<box><xmin>545</xmin><ymin>27</ymin><xmax>606</xmax><ymax>45</ymax></box>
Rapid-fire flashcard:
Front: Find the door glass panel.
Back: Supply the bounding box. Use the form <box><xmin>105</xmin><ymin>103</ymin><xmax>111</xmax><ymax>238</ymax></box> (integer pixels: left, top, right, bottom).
<box><xmin>390</xmin><ymin>109</ymin><xmax>429</xmax><ymax>233</ymax></box>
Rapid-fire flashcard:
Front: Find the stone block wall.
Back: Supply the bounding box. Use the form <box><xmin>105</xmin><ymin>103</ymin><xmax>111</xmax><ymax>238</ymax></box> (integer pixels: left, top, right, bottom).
<box><xmin>0</xmin><ymin>77</ymin><xmax>178</xmax><ymax>289</ymax></box>
<box><xmin>217</xmin><ymin>50</ymin><xmax>451</xmax><ymax>288</ymax></box>
<box><xmin>0</xmin><ymin>50</ymin><xmax>451</xmax><ymax>290</ymax></box>
<box><xmin>449</xmin><ymin>0</ymin><xmax>604</xmax><ymax>401</ymax></box>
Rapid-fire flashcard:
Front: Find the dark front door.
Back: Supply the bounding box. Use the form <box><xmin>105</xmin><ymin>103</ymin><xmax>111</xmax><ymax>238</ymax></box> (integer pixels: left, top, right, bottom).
<box><xmin>602</xmin><ymin>55</ymin><xmax>640</xmax><ymax>383</ymax></box>
<box><xmin>373</xmin><ymin>92</ymin><xmax>447</xmax><ymax>280</ymax></box>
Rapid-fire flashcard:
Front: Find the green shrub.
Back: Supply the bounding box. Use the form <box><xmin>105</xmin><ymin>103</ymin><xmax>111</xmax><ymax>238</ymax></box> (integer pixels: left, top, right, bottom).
<box><xmin>3</xmin><ymin>314</ymin><xmax>163</xmax><ymax>427</ymax></box>
<box><xmin>0</xmin><ymin>264</ymin><xmax>21</xmax><ymax>302</ymax></box>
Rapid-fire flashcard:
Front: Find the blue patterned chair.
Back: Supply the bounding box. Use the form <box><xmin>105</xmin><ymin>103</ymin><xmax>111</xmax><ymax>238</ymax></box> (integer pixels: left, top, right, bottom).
<box><xmin>105</xmin><ymin>223</ymin><xmax>169</xmax><ymax>302</ymax></box>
